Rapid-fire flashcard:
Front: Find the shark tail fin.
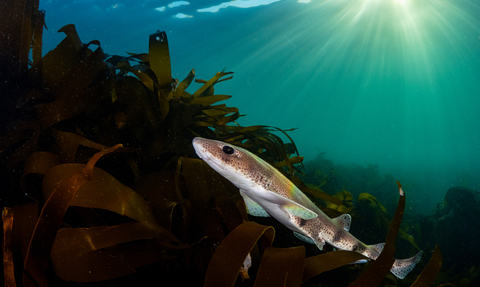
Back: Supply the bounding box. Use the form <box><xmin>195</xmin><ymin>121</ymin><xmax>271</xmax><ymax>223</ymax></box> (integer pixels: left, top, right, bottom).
<box><xmin>391</xmin><ymin>250</ymin><xmax>423</xmax><ymax>279</ymax></box>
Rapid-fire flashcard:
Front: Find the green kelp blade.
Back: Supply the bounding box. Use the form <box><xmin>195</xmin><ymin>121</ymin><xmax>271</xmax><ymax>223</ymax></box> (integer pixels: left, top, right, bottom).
<box><xmin>215</xmin><ymin>109</ymin><xmax>240</xmax><ymax>126</ymax></box>
<box><xmin>190</xmin><ymin>94</ymin><xmax>232</xmax><ymax>106</ymax></box>
<box><xmin>174</xmin><ymin>69</ymin><xmax>195</xmax><ymax>97</ymax></box>
<box><xmin>51</xmin><ymin>221</ymin><xmax>186</xmax><ymax>282</ymax></box>
<box><xmin>126</xmin><ymin>52</ymin><xmax>150</xmax><ymax>63</ymax></box>
<box><xmin>192</xmin><ymin>70</ymin><xmax>234</xmax><ymax>98</ymax></box>
<box><xmin>253</xmin><ymin>246</ymin><xmax>305</xmax><ymax>287</ymax></box>
<box><xmin>410</xmin><ymin>245</ymin><xmax>442</xmax><ymax>287</ymax></box>
<box><xmin>269</xmin><ymin>126</ymin><xmax>301</xmax><ymax>156</ymax></box>
<box><xmin>202</xmin><ymin>108</ymin><xmax>230</xmax><ymax>117</ymax></box>
<box><xmin>238</xmin><ymin>125</ymin><xmax>266</xmax><ymax>133</ymax></box>
<box><xmin>398</xmin><ymin>228</ymin><xmax>421</xmax><ymax>251</ymax></box>
<box><xmin>149</xmin><ymin>31</ymin><xmax>171</xmax><ymax>89</ymax></box>
<box><xmin>104</xmin><ymin>54</ymin><xmax>129</xmax><ymax>66</ymax></box>
<box><xmin>274</xmin><ymin>156</ymin><xmax>304</xmax><ymax>168</ymax></box>
<box><xmin>122</xmin><ymin>64</ymin><xmax>156</xmax><ymax>91</ymax></box>
<box><xmin>196</xmin><ymin>85</ymin><xmax>215</xmax><ymax>98</ymax></box>
<box><xmin>302</xmin><ymin>250</ymin><xmax>369</xmax><ymax>283</ymax></box>
<box><xmin>204</xmin><ymin>222</ymin><xmax>275</xmax><ymax>287</ymax></box>
<box><xmin>348</xmin><ymin>181</ymin><xmax>406</xmax><ymax>287</ymax></box>
<box><xmin>23</xmin><ymin>145</ymin><xmax>122</xmax><ymax>287</ymax></box>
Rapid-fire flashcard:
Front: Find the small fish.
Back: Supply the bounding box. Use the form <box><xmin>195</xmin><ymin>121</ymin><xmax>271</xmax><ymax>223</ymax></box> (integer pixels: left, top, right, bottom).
<box><xmin>192</xmin><ymin>137</ymin><xmax>423</xmax><ymax>279</ymax></box>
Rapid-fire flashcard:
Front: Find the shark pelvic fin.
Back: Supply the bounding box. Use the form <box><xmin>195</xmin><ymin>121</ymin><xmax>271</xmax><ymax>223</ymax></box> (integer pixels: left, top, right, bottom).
<box><xmin>240</xmin><ymin>190</ymin><xmax>270</xmax><ymax>217</ymax></box>
<box><xmin>263</xmin><ymin>190</ymin><xmax>318</xmax><ymax>220</ymax></box>
<box><xmin>368</xmin><ymin>243</ymin><xmax>385</xmax><ymax>255</ymax></box>
<box><xmin>333</xmin><ymin>214</ymin><xmax>352</xmax><ymax>231</ymax></box>
<box><xmin>310</xmin><ymin>233</ymin><xmax>326</xmax><ymax>250</ymax></box>
<box><xmin>294</xmin><ymin>232</ymin><xmax>315</xmax><ymax>244</ymax></box>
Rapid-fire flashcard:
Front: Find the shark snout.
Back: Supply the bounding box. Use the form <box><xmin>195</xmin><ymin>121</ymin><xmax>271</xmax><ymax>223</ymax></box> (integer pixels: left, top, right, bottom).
<box><xmin>192</xmin><ymin>137</ymin><xmax>209</xmax><ymax>160</ymax></box>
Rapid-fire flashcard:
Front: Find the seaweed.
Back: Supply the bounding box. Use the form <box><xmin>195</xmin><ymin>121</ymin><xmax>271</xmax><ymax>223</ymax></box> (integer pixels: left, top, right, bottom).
<box><xmin>0</xmin><ymin>1</ymin><xmax>444</xmax><ymax>286</ymax></box>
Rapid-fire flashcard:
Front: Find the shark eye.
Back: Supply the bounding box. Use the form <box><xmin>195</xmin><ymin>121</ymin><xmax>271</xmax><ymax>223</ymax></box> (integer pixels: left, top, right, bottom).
<box><xmin>222</xmin><ymin>145</ymin><xmax>235</xmax><ymax>154</ymax></box>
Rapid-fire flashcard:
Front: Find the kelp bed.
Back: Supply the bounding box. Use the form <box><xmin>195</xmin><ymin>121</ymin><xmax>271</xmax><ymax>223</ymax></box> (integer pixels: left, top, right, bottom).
<box><xmin>0</xmin><ymin>1</ymin><xmax>445</xmax><ymax>287</ymax></box>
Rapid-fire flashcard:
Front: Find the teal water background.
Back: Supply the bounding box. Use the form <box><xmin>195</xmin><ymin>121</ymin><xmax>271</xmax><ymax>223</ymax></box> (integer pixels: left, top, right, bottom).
<box><xmin>40</xmin><ymin>0</ymin><xmax>480</xmax><ymax>213</ymax></box>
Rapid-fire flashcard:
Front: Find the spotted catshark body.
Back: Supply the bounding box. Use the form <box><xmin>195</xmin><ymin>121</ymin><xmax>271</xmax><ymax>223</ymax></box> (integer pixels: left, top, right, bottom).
<box><xmin>192</xmin><ymin>137</ymin><xmax>422</xmax><ymax>279</ymax></box>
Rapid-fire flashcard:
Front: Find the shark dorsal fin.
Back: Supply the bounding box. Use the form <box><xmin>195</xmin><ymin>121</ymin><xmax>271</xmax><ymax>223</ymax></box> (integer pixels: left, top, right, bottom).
<box><xmin>333</xmin><ymin>214</ymin><xmax>352</xmax><ymax>231</ymax></box>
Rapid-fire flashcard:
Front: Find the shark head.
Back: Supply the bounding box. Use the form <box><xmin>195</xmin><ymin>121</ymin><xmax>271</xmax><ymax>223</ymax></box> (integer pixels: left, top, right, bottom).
<box><xmin>192</xmin><ymin>137</ymin><xmax>258</xmax><ymax>189</ymax></box>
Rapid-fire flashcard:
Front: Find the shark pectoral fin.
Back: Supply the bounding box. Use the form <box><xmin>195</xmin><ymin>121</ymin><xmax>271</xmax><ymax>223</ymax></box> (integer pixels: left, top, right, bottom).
<box><xmin>265</xmin><ymin>191</ymin><xmax>318</xmax><ymax>220</ymax></box>
<box><xmin>240</xmin><ymin>189</ymin><xmax>270</xmax><ymax>217</ymax></box>
<box><xmin>293</xmin><ymin>232</ymin><xmax>315</xmax><ymax>244</ymax></box>
<box><xmin>283</xmin><ymin>204</ymin><xmax>318</xmax><ymax>220</ymax></box>
<box><xmin>333</xmin><ymin>214</ymin><xmax>352</xmax><ymax>231</ymax></box>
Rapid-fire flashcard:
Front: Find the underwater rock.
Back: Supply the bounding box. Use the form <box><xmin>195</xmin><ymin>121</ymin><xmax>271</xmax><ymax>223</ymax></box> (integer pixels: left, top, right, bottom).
<box><xmin>444</xmin><ymin>186</ymin><xmax>480</xmax><ymax>218</ymax></box>
<box><xmin>433</xmin><ymin>186</ymin><xmax>480</xmax><ymax>274</ymax></box>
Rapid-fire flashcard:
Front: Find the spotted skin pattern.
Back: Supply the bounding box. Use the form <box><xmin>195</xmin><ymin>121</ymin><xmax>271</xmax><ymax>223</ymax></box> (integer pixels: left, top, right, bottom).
<box><xmin>192</xmin><ymin>137</ymin><xmax>422</xmax><ymax>279</ymax></box>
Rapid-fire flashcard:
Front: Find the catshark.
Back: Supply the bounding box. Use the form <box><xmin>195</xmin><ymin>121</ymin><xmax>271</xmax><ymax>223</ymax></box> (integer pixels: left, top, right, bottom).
<box><xmin>192</xmin><ymin>137</ymin><xmax>423</xmax><ymax>279</ymax></box>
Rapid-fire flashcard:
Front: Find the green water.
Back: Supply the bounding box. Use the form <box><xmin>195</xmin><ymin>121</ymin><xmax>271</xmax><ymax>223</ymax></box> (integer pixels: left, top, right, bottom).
<box><xmin>40</xmin><ymin>0</ymin><xmax>480</xmax><ymax>212</ymax></box>
<box><xmin>205</xmin><ymin>0</ymin><xmax>480</xmax><ymax>212</ymax></box>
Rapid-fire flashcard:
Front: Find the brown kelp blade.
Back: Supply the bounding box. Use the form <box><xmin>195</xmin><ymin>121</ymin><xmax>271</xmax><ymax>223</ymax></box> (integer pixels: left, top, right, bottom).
<box><xmin>20</xmin><ymin>151</ymin><xmax>59</xmax><ymax>190</ymax></box>
<box><xmin>37</xmin><ymin>35</ymin><xmax>107</xmax><ymax>128</ymax></box>
<box><xmin>51</xmin><ymin>129</ymin><xmax>108</xmax><ymax>163</ymax></box>
<box><xmin>0</xmin><ymin>0</ymin><xmax>39</xmax><ymax>75</ymax></box>
<box><xmin>3</xmin><ymin>208</ymin><xmax>16</xmax><ymax>287</ymax></box>
<box><xmin>253</xmin><ymin>246</ymin><xmax>305</xmax><ymax>287</ymax></box>
<box><xmin>50</xmin><ymin>221</ymin><xmax>185</xmax><ymax>282</ymax></box>
<box><xmin>302</xmin><ymin>250</ymin><xmax>369</xmax><ymax>283</ymax></box>
<box><xmin>348</xmin><ymin>181</ymin><xmax>406</xmax><ymax>287</ymax></box>
<box><xmin>42</xmin><ymin>163</ymin><xmax>156</xmax><ymax>224</ymax></box>
<box><xmin>23</xmin><ymin>144</ymin><xmax>122</xmax><ymax>287</ymax></box>
<box><xmin>204</xmin><ymin>222</ymin><xmax>275</xmax><ymax>287</ymax></box>
<box><xmin>410</xmin><ymin>245</ymin><xmax>442</xmax><ymax>287</ymax></box>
